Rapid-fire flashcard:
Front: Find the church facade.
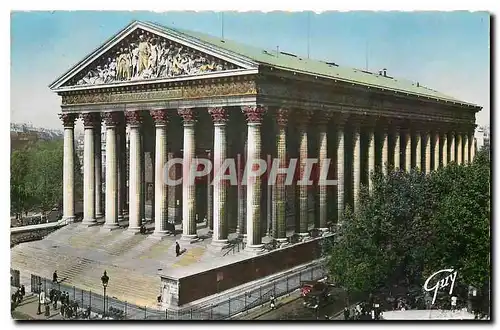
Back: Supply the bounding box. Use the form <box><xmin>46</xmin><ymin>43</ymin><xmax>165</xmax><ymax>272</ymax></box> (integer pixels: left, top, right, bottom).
<box><xmin>50</xmin><ymin>20</ymin><xmax>481</xmax><ymax>252</ymax></box>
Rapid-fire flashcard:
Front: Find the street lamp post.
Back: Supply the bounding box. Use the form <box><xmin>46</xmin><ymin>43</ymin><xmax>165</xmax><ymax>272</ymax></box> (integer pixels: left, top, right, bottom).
<box><xmin>101</xmin><ymin>271</ymin><xmax>109</xmax><ymax>318</ymax></box>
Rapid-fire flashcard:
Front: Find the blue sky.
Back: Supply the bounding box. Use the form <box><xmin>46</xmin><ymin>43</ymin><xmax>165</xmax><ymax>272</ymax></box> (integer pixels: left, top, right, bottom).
<box><xmin>10</xmin><ymin>11</ymin><xmax>490</xmax><ymax>129</ymax></box>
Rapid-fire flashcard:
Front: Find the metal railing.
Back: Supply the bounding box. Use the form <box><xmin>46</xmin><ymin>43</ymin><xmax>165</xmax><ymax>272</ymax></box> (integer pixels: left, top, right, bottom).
<box><xmin>22</xmin><ymin>263</ymin><xmax>325</xmax><ymax>320</ymax></box>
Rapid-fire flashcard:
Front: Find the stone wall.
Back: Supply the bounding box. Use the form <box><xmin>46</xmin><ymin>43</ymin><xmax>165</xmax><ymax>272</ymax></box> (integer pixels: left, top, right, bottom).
<box><xmin>177</xmin><ymin>237</ymin><xmax>324</xmax><ymax>305</ymax></box>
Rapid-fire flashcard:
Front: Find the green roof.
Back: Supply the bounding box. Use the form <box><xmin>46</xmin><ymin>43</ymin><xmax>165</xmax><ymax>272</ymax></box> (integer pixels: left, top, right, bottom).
<box><xmin>148</xmin><ymin>21</ymin><xmax>478</xmax><ymax>108</ymax></box>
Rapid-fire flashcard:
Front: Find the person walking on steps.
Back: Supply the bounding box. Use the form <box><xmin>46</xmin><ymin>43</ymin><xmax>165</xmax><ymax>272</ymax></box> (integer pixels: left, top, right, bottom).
<box><xmin>175</xmin><ymin>242</ymin><xmax>181</xmax><ymax>257</ymax></box>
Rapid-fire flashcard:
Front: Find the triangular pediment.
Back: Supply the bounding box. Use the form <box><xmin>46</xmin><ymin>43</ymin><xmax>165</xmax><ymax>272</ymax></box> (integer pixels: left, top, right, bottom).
<box><xmin>50</xmin><ymin>21</ymin><xmax>257</xmax><ymax>90</ymax></box>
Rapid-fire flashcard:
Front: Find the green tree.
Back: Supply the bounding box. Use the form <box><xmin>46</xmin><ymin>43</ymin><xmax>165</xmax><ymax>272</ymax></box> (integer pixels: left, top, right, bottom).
<box><xmin>326</xmin><ymin>150</ymin><xmax>491</xmax><ymax>314</ymax></box>
<box><xmin>10</xmin><ymin>150</ymin><xmax>30</xmax><ymax>218</ymax></box>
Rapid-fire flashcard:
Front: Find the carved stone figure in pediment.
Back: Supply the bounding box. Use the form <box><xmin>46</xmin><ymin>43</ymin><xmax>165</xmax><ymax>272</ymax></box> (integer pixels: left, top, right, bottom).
<box><xmin>68</xmin><ymin>28</ymin><xmax>240</xmax><ymax>87</ymax></box>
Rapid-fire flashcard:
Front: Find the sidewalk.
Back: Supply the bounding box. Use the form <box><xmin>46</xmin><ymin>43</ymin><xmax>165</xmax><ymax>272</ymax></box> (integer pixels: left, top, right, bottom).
<box><xmin>11</xmin><ymin>294</ymin><xmax>64</xmax><ymax>320</ymax></box>
<box><xmin>233</xmin><ymin>291</ymin><xmax>301</xmax><ymax>320</ymax></box>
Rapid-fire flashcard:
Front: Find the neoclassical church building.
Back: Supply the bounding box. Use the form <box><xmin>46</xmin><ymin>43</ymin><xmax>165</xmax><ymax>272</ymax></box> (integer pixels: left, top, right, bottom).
<box><xmin>12</xmin><ymin>21</ymin><xmax>480</xmax><ymax>310</ymax></box>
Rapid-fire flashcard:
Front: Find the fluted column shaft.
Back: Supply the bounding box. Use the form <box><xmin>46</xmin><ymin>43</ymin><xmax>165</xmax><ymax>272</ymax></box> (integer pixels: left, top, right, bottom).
<box><xmin>471</xmin><ymin>134</ymin><xmax>476</xmax><ymax>161</ymax></box>
<box><xmin>393</xmin><ymin>128</ymin><xmax>401</xmax><ymax>170</ymax></box>
<box><xmin>456</xmin><ymin>133</ymin><xmax>463</xmax><ymax>164</ymax></box>
<box><xmin>167</xmin><ymin>152</ymin><xmax>177</xmax><ymax>224</ymax></box>
<box><xmin>367</xmin><ymin>127</ymin><xmax>376</xmax><ymax>191</ymax></box>
<box><xmin>82</xmin><ymin>113</ymin><xmax>97</xmax><ymax>225</ymax></box>
<box><xmin>353</xmin><ymin>125</ymin><xmax>361</xmax><ymax>212</ymax></box>
<box><xmin>442</xmin><ymin>133</ymin><xmax>448</xmax><ymax>166</ymax></box>
<box><xmin>336</xmin><ymin>124</ymin><xmax>345</xmax><ymax>222</ymax></box>
<box><xmin>463</xmin><ymin>134</ymin><xmax>470</xmax><ymax>164</ymax></box>
<box><xmin>60</xmin><ymin>113</ymin><xmax>77</xmax><ymax>223</ymax></box>
<box><xmin>206</xmin><ymin>150</ymin><xmax>213</xmax><ymax>230</ymax></box>
<box><xmin>381</xmin><ymin>128</ymin><xmax>389</xmax><ymax>175</ymax></box>
<box><xmin>274</xmin><ymin>109</ymin><xmax>289</xmax><ymax>239</ymax></box>
<box><xmin>103</xmin><ymin>112</ymin><xmax>121</xmax><ymax>230</ymax></box>
<box><xmin>242</xmin><ymin>106</ymin><xmax>266</xmax><ymax>250</ymax></box>
<box><xmin>209</xmin><ymin>108</ymin><xmax>229</xmax><ymax>245</ymax></box>
<box><xmin>415</xmin><ymin>131</ymin><xmax>422</xmax><ymax>170</ymax></box>
<box><xmin>126</xmin><ymin>111</ymin><xmax>143</xmax><ymax>232</ymax></box>
<box><xmin>433</xmin><ymin>131</ymin><xmax>440</xmax><ymax>170</ymax></box>
<box><xmin>117</xmin><ymin>122</ymin><xmax>125</xmax><ymax>220</ymax></box>
<box><xmin>297</xmin><ymin>112</ymin><xmax>312</xmax><ymax>236</ymax></box>
<box><xmin>424</xmin><ymin>131</ymin><xmax>431</xmax><ymax>174</ymax></box>
<box><xmin>237</xmin><ymin>138</ymin><xmax>247</xmax><ymax>237</ymax></box>
<box><xmin>179</xmin><ymin>108</ymin><xmax>198</xmax><ymax>240</ymax></box>
<box><xmin>318</xmin><ymin>127</ymin><xmax>328</xmax><ymax>230</ymax></box>
<box><xmin>94</xmin><ymin>122</ymin><xmax>103</xmax><ymax>218</ymax></box>
<box><xmin>150</xmin><ymin>110</ymin><xmax>169</xmax><ymax>236</ymax></box>
<box><xmin>450</xmin><ymin>132</ymin><xmax>456</xmax><ymax>163</ymax></box>
<box><xmin>404</xmin><ymin>129</ymin><xmax>412</xmax><ymax>171</ymax></box>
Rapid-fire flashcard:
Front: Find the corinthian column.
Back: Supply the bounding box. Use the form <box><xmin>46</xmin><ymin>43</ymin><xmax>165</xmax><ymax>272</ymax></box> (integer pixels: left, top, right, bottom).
<box><xmin>94</xmin><ymin>118</ymin><xmax>103</xmax><ymax>219</ymax></box>
<box><xmin>393</xmin><ymin>126</ymin><xmax>402</xmax><ymax>170</ymax></box>
<box><xmin>449</xmin><ymin>131</ymin><xmax>456</xmax><ymax>163</ymax></box>
<box><xmin>273</xmin><ymin>109</ymin><xmax>289</xmax><ymax>240</ymax></box>
<box><xmin>336</xmin><ymin>121</ymin><xmax>346</xmax><ymax>222</ymax></box>
<box><xmin>470</xmin><ymin>135</ymin><xmax>476</xmax><ymax>161</ymax></box>
<box><xmin>242</xmin><ymin>105</ymin><xmax>266</xmax><ymax>251</ymax></box>
<box><xmin>149</xmin><ymin>109</ymin><xmax>169</xmax><ymax>237</ymax></box>
<box><xmin>463</xmin><ymin>134</ymin><xmax>469</xmax><ymax>164</ymax></box>
<box><xmin>81</xmin><ymin>113</ymin><xmax>98</xmax><ymax>226</ymax></box>
<box><xmin>424</xmin><ymin>131</ymin><xmax>431</xmax><ymax>174</ymax></box>
<box><xmin>208</xmin><ymin>107</ymin><xmax>229</xmax><ymax>247</ymax></box>
<box><xmin>179</xmin><ymin>108</ymin><xmax>198</xmax><ymax>241</ymax></box>
<box><xmin>404</xmin><ymin>128</ymin><xmax>412</xmax><ymax>172</ymax></box>
<box><xmin>126</xmin><ymin>111</ymin><xmax>144</xmax><ymax>233</ymax></box>
<box><xmin>103</xmin><ymin>112</ymin><xmax>121</xmax><ymax>230</ymax></box>
<box><xmin>381</xmin><ymin>127</ymin><xmax>389</xmax><ymax>175</ymax></box>
<box><xmin>59</xmin><ymin>113</ymin><xmax>77</xmax><ymax>224</ymax></box>
<box><xmin>456</xmin><ymin>132</ymin><xmax>463</xmax><ymax>164</ymax></box>
<box><xmin>442</xmin><ymin>132</ymin><xmax>448</xmax><ymax>166</ymax></box>
<box><xmin>433</xmin><ymin>131</ymin><xmax>440</xmax><ymax>170</ymax></box>
<box><xmin>352</xmin><ymin>122</ymin><xmax>361</xmax><ymax>212</ymax></box>
<box><xmin>317</xmin><ymin>112</ymin><xmax>331</xmax><ymax>232</ymax></box>
<box><xmin>116</xmin><ymin>119</ymin><xmax>126</xmax><ymax>221</ymax></box>
<box><xmin>367</xmin><ymin>124</ymin><xmax>376</xmax><ymax>192</ymax></box>
<box><xmin>415</xmin><ymin>131</ymin><xmax>422</xmax><ymax>170</ymax></box>
<box><xmin>297</xmin><ymin>110</ymin><xmax>312</xmax><ymax>237</ymax></box>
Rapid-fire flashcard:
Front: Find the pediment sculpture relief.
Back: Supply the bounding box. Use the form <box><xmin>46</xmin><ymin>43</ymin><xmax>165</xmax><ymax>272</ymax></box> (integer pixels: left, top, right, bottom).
<box><xmin>66</xmin><ymin>29</ymin><xmax>239</xmax><ymax>87</ymax></box>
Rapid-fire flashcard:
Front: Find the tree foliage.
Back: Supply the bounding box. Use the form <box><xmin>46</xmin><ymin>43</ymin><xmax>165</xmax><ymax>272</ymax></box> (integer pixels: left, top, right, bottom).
<box><xmin>10</xmin><ymin>139</ymin><xmax>83</xmax><ymax>216</ymax></box>
<box><xmin>326</xmin><ymin>147</ymin><xmax>491</xmax><ymax>312</ymax></box>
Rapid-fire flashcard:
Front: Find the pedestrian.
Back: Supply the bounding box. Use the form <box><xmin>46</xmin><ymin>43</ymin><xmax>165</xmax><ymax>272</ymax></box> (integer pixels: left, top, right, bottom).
<box><xmin>343</xmin><ymin>306</ymin><xmax>350</xmax><ymax>320</ymax></box>
<box><xmin>20</xmin><ymin>285</ymin><xmax>25</xmax><ymax>297</ymax></box>
<box><xmin>451</xmin><ymin>295</ymin><xmax>457</xmax><ymax>311</ymax></box>
<box><xmin>175</xmin><ymin>242</ymin><xmax>181</xmax><ymax>257</ymax></box>
<box><xmin>269</xmin><ymin>295</ymin><xmax>276</xmax><ymax>310</ymax></box>
<box><xmin>53</xmin><ymin>270</ymin><xmax>58</xmax><ymax>283</ymax></box>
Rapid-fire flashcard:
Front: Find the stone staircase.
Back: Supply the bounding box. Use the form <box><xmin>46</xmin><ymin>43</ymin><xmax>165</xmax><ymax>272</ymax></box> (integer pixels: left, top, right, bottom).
<box><xmin>11</xmin><ymin>239</ymin><xmax>162</xmax><ymax>307</ymax></box>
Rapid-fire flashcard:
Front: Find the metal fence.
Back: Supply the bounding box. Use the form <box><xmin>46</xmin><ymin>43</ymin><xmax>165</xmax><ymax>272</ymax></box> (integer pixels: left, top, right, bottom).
<box><xmin>23</xmin><ymin>263</ymin><xmax>325</xmax><ymax>320</ymax></box>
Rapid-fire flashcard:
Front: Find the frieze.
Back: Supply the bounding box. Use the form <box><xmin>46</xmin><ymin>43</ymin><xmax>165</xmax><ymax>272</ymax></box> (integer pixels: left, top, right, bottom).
<box><xmin>61</xmin><ymin>80</ymin><xmax>257</xmax><ymax>106</ymax></box>
<box><xmin>65</xmin><ymin>28</ymin><xmax>240</xmax><ymax>87</ymax></box>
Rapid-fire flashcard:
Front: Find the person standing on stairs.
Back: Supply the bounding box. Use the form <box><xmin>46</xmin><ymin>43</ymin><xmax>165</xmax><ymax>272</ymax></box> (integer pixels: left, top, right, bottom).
<box><xmin>175</xmin><ymin>242</ymin><xmax>181</xmax><ymax>257</ymax></box>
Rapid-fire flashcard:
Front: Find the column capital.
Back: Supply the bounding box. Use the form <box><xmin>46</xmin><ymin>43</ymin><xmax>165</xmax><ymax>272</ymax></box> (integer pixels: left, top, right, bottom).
<box><xmin>178</xmin><ymin>107</ymin><xmax>197</xmax><ymax>125</ymax></box>
<box><xmin>126</xmin><ymin>110</ymin><xmax>145</xmax><ymax>127</ymax></box>
<box><xmin>150</xmin><ymin>109</ymin><xmax>169</xmax><ymax>126</ymax></box>
<box><xmin>81</xmin><ymin>112</ymin><xmax>101</xmax><ymax>128</ymax></box>
<box><xmin>208</xmin><ymin>107</ymin><xmax>228</xmax><ymax>124</ymax></box>
<box><xmin>241</xmin><ymin>105</ymin><xmax>266</xmax><ymax>124</ymax></box>
<box><xmin>294</xmin><ymin>109</ymin><xmax>313</xmax><ymax>127</ymax></box>
<box><xmin>314</xmin><ymin>111</ymin><xmax>333</xmax><ymax>125</ymax></box>
<box><xmin>275</xmin><ymin>108</ymin><xmax>290</xmax><ymax>127</ymax></box>
<box><xmin>103</xmin><ymin>111</ymin><xmax>123</xmax><ymax>127</ymax></box>
<box><xmin>332</xmin><ymin>113</ymin><xmax>349</xmax><ymax>129</ymax></box>
<box><xmin>59</xmin><ymin>113</ymin><xmax>78</xmax><ymax>128</ymax></box>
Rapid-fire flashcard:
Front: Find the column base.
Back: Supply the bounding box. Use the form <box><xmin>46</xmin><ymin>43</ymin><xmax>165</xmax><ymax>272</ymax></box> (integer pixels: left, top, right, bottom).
<box><xmin>125</xmin><ymin>227</ymin><xmax>141</xmax><ymax>235</ymax></box>
<box><xmin>80</xmin><ymin>219</ymin><xmax>99</xmax><ymax>228</ymax></box>
<box><xmin>150</xmin><ymin>231</ymin><xmax>169</xmax><ymax>240</ymax></box>
<box><xmin>96</xmin><ymin>212</ymin><xmax>104</xmax><ymax>218</ymax></box>
<box><xmin>101</xmin><ymin>223</ymin><xmax>120</xmax><ymax>232</ymax></box>
<box><xmin>118</xmin><ymin>214</ymin><xmax>124</xmax><ymax>221</ymax></box>
<box><xmin>60</xmin><ymin>216</ymin><xmax>75</xmax><ymax>225</ymax></box>
<box><xmin>209</xmin><ymin>239</ymin><xmax>229</xmax><ymax>251</ymax></box>
<box><xmin>244</xmin><ymin>244</ymin><xmax>265</xmax><ymax>255</ymax></box>
<box><xmin>180</xmin><ymin>234</ymin><xmax>199</xmax><ymax>243</ymax></box>
<box><xmin>276</xmin><ymin>238</ymin><xmax>289</xmax><ymax>248</ymax></box>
